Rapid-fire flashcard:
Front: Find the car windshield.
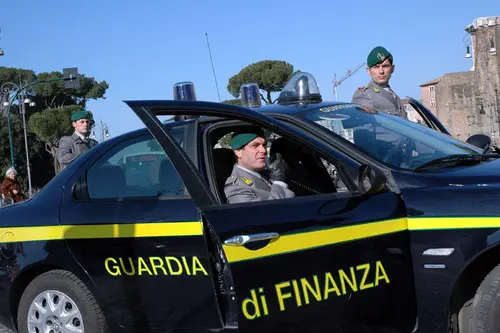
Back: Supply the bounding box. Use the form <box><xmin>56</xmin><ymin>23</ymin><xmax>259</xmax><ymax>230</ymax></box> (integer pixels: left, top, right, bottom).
<box><xmin>299</xmin><ymin>104</ymin><xmax>482</xmax><ymax>171</ymax></box>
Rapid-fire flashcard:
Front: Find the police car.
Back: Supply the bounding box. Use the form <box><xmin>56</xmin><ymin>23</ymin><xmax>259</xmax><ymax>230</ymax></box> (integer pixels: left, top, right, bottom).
<box><xmin>1</xmin><ymin>73</ymin><xmax>499</xmax><ymax>333</ymax></box>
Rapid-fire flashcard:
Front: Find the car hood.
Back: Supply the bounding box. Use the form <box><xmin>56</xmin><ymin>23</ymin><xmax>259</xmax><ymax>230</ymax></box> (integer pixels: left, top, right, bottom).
<box><xmin>421</xmin><ymin>157</ymin><xmax>500</xmax><ymax>185</ymax></box>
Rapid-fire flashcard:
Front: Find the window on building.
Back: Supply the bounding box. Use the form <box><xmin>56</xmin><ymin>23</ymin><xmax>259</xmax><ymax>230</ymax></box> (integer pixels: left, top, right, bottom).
<box><xmin>429</xmin><ymin>86</ymin><xmax>435</xmax><ymax>92</ymax></box>
<box><xmin>429</xmin><ymin>98</ymin><xmax>436</xmax><ymax>107</ymax></box>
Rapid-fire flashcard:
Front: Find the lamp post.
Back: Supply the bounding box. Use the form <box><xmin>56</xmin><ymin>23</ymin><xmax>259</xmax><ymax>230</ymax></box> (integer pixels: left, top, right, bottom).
<box><xmin>92</xmin><ymin>120</ymin><xmax>110</xmax><ymax>142</ymax></box>
<box><xmin>1</xmin><ymin>82</ymin><xmax>19</xmax><ymax>167</ymax></box>
<box><xmin>20</xmin><ymin>93</ymin><xmax>35</xmax><ymax>198</ymax></box>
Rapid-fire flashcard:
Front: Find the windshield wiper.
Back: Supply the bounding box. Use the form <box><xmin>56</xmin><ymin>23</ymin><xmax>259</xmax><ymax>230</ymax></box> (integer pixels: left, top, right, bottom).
<box><xmin>414</xmin><ymin>154</ymin><xmax>500</xmax><ymax>172</ymax></box>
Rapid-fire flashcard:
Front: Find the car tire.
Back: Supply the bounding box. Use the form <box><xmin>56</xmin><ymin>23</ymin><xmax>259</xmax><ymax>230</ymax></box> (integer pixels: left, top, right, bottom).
<box><xmin>458</xmin><ymin>264</ymin><xmax>500</xmax><ymax>333</ymax></box>
<box><xmin>17</xmin><ymin>269</ymin><xmax>108</xmax><ymax>333</ymax></box>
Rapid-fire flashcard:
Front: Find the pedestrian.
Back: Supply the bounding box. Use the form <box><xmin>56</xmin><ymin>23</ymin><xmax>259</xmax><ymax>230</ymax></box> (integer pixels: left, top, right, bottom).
<box><xmin>58</xmin><ymin>109</ymin><xmax>98</xmax><ymax>171</ymax></box>
<box><xmin>224</xmin><ymin>126</ymin><xmax>295</xmax><ymax>204</ymax></box>
<box><xmin>1</xmin><ymin>167</ymin><xmax>25</xmax><ymax>203</ymax></box>
<box><xmin>352</xmin><ymin>46</ymin><xmax>407</xmax><ymax>119</ymax></box>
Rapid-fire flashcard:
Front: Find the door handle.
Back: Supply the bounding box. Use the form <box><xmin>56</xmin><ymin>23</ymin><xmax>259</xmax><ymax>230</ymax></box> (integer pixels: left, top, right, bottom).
<box><xmin>224</xmin><ymin>232</ymin><xmax>280</xmax><ymax>246</ymax></box>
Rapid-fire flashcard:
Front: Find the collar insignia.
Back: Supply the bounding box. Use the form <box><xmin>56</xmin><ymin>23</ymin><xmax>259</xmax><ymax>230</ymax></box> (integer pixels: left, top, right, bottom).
<box><xmin>241</xmin><ymin>177</ymin><xmax>253</xmax><ymax>185</ymax></box>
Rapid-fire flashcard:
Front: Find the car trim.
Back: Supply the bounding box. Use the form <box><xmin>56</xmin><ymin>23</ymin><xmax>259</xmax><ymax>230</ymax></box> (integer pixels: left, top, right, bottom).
<box><xmin>0</xmin><ymin>221</ymin><xmax>203</xmax><ymax>242</ymax></box>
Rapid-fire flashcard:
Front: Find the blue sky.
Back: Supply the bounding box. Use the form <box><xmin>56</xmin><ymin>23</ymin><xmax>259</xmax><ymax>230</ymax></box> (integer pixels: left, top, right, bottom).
<box><xmin>0</xmin><ymin>1</ymin><xmax>497</xmax><ymax>137</ymax></box>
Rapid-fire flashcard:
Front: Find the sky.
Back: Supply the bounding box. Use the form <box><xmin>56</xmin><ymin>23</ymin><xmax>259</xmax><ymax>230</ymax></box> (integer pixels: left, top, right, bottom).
<box><xmin>0</xmin><ymin>0</ymin><xmax>498</xmax><ymax>137</ymax></box>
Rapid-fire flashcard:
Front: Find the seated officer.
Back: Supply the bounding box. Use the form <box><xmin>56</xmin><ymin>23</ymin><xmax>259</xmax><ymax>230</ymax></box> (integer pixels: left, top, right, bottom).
<box><xmin>224</xmin><ymin>127</ymin><xmax>295</xmax><ymax>204</ymax></box>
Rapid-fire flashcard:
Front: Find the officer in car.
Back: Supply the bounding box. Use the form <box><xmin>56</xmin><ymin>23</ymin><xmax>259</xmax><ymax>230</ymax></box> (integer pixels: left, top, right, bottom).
<box><xmin>224</xmin><ymin>127</ymin><xmax>295</xmax><ymax>204</ymax></box>
<box><xmin>352</xmin><ymin>46</ymin><xmax>407</xmax><ymax>119</ymax></box>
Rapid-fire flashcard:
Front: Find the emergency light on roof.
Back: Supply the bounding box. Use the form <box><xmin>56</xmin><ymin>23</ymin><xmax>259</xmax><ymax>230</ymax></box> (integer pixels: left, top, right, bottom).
<box><xmin>173</xmin><ymin>81</ymin><xmax>197</xmax><ymax>101</ymax></box>
<box><xmin>277</xmin><ymin>72</ymin><xmax>322</xmax><ymax>105</ymax></box>
<box><xmin>172</xmin><ymin>81</ymin><xmax>198</xmax><ymax>121</ymax></box>
<box><xmin>240</xmin><ymin>82</ymin><xmax>262</xmax><ymax>108</ymax></box>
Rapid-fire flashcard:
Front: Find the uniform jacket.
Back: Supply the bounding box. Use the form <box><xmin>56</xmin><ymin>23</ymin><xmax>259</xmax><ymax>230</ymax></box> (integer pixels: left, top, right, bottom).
<box><xmin>224</xmin><ymin>164</ymin><xmax>295</xmax><ymax>204</ymax></box>
<box><xmin>352</xmin><ymin>80</ymin><xmax>407</xmax><ymax>119</ymax></box>
<box><xmin>58</xmin><ymin>133</ymin><xmax>98</xmax><ymax>170</ymax></box>
<box><xmin>1</xmin><ymin>178</ymin><xmax>24</xmax><ymax>203</ymax></box>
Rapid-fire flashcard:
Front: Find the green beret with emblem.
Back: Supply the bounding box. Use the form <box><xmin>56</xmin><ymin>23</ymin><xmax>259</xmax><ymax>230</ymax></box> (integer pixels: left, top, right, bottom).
<box><xmin>367</xmin><ymin>46</ymin><xmax>393</xmax><ymax>68</ymax></box>
<box><xmin>230</xmin><ymin>126</ymin><xmax>265</xmax><ymax>150</ymax></box>
<box><xmin>71</xmin><ymin>109</ymin><xmax>93</xmax><ymax>122</ymax></box>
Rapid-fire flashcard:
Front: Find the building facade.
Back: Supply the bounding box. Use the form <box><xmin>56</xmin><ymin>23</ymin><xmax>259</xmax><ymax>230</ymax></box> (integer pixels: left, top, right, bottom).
<box><xmin>420</xmin><ymin>16</ymin><xmax>500</xmax><ymax>143</ymax></box>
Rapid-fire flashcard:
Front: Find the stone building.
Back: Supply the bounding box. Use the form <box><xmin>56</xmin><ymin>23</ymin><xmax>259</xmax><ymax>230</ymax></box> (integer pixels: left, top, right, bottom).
<box><xmin>420</xmin><ymin>16</ymin><xmax>499</xmax><ymax>143</ymax></box>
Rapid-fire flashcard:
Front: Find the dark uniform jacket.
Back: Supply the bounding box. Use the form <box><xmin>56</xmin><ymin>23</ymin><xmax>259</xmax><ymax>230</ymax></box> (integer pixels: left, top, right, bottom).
<box><xmin>224</xmin><ymin>164</ymin><xmax>295</xmax><ymax>204</ymax></box>
<box><xmin>352</xmin><ymin>80</ymin><xmax>407</xmax><ymax>119</ymax></box>
<box><xmin>58</xmin><ymin>133</ymin><xmax>98</xmax><ymax>170</ymax></box>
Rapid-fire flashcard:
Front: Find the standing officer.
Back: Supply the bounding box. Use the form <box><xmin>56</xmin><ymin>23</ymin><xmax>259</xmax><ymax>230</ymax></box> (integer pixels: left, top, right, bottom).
<box><xmin>58</xmin><ymin>109</ymin><xmax>98</xmax><ymax>171</ymax></box>
<box><xmin>224</xmin><ymin>126</ymin><xmax>295</xmax><ymax>204</ymax></box>
<box><xmin>352</xmin><ymin>46</ymin><xmax>407</xmax><ymax>119</ymax></box>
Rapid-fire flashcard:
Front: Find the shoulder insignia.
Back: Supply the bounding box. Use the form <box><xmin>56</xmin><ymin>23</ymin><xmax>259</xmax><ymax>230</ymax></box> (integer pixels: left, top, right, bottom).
<box><xmin>357</xmin><ymin>86</ymin><xmax>368</xmax><ymax>91</ymax></box>
<box><xmin>370</xmin><ymin>87</ymin><xmax>381</xmax><ymax>93</ymax></box>
<box><xmin>240</xmin><ymin>177</ymin><xmax>253</xmax><ymax>186</ymax></box>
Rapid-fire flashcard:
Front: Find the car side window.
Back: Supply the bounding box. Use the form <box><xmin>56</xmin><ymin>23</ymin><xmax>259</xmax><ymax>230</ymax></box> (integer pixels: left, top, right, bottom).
<box><xmin>86</xmin><ymin>133</ymin><xmax>187</xmax><ymax>199</ymax></box>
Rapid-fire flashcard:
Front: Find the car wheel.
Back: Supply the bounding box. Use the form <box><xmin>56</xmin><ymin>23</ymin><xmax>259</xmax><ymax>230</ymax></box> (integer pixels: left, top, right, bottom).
<box><xmin>458</xmin><ymin>264</ymin><xmax>500</xmax><ymax>333</ymax></box>
<box><xmin>17</xmin><ymin>269</ymin><xmax>108</xmax><ymax>333</ymax></box>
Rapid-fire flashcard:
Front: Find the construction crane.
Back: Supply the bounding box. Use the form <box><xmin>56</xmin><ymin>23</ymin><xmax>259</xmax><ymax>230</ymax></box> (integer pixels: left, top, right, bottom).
<box><xmin>332</xmin><ymin>62</ymin><xmax>366</xmax><ymax>100</ymax></box>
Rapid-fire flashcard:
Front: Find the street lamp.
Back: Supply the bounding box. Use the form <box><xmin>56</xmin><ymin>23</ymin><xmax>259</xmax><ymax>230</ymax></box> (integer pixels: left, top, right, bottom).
<box><xmin>1</xmin><ymin>82</ymin><xmax>19</xmax><ymax>167</ymax></box>
<box><xmin>92</xmin><ymin>120</ymin><xmax>110</xmax><ymax>142</ymax></box>
<box><xmin>20</xmin><ymin>94</ymin><xmax>34</xmax><ymax>198</ymax></box>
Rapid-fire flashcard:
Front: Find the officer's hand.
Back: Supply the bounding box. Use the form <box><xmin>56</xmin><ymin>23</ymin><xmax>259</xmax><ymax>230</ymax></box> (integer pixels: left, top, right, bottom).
<box><xmin>267</xmin><ymin>153</ymin><xmax>289</xmax><ymax>182</ymax></box>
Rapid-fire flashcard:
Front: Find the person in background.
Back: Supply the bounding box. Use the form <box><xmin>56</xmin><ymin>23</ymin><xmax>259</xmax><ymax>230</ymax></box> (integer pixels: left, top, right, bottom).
<box><xmin>1</xmin><ymin>167</ymin><xmax>25</xmax><ymax>203</ymax></box>
<box><xmin>352</xmin><ymin>46</ymin><xmax>407</xmax><ymax>119</ymax></box>
<box><xmin>58</xmin><ymin>109</ymin><xmax>98</xmax><ymax>170</ymax></box>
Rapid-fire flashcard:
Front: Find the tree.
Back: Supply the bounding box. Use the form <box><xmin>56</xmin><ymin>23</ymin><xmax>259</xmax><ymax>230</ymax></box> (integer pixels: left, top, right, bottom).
<box><xmin>35</xmin><ymin>71</ymin><xmax>108</xmax><ymax>109</ymax></box>
<box><xmin>28</xmin><ymin>105</ymin><xmax>79</xmax><ymax>175</ymax></box>
<box><xmin>227</xmin><ymin>60</ymin><xmax>294</xmax><ymax>104</ymax></box>
<box><xmin>222</xmin><ymin>99</ymin><xmax>242</xmax><ymax>106</ymax></box>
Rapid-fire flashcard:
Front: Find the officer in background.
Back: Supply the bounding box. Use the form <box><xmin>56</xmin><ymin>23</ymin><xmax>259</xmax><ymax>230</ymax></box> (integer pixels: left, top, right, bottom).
<box><xmin>352</xmin><ymin>46</ymin><xmax>407</xmax><ymax>119</ymax></box>
<box><xmin>58</xmin><ymin>109</ymin><xmax>98</xmax><ymax>171</ymax></box>
<box><xmin>224</xmin><ymin>126</ymin><xmax>295</xmax><ymax>204</ymax></box>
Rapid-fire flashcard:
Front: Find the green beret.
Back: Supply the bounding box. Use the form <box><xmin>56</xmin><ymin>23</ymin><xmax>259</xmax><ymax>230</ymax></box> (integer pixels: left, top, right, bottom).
<box><xmin>231</xmin><ymin>126</ymin><xmax>265</xmax><ymax>150</ymax></box>
<box><xmin>71</xmin><ymin>109</ymin><xmax>93</xmax><ymax>122</ymax></box>
<box><xmin>367</xmin><ymin>46</ymin><xmax>393</xmax><ymax>68</ymax></box>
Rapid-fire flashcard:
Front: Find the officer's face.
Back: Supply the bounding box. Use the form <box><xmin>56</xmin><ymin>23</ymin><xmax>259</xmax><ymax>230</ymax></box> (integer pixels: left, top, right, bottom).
<box><xmin>235</xmin><ymin>137</ymin><xmax>267</xmax><ymax>172</ymax></box>
<box><xmin>72</xmin><ymin>119</ymin><xmax>90</xmax><ymax>135</ymax></box>
<box><xmin>367</xmin><ymin>59</ymin><xmax>394</xmax><ymax>85</ymax></box>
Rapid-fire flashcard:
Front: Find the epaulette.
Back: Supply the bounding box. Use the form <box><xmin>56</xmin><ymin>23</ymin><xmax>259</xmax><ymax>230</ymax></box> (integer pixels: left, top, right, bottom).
<box><xmin>357</xmin><ymin>86</ymin><xmax>368</xmax><ymax>91</ymax></box>
<box><xmin>240</xmin><ymin>177</ymin><xmax>253</xmax><ymax>186</ymax></box>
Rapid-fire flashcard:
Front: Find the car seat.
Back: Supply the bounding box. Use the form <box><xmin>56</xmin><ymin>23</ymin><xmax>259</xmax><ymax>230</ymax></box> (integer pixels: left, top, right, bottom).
<box><xmin>88</xmin><ymin>165</ymin><xmax>126</xmax><ymax>198</ymax></box>
<box><xmin>212</xmin><ymin>148</ymin><xmax>236</xmax><ymax>202</ymax></box>
<box><xmin>158</xmin><ymin>159</ymin><xmax>184</xmax><ymax>196</ymax></box>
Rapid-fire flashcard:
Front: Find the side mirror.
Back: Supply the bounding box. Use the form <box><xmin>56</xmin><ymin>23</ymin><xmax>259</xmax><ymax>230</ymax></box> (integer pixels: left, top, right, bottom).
<box><xmin>357</xmin><ymin>165</ymin><xmax>386</xmax><ymax>195</ymax></box>
<box><xmin>466</xmin><ymin>134</ymin><xmax>491</xmax><ymax>152</ymax></box>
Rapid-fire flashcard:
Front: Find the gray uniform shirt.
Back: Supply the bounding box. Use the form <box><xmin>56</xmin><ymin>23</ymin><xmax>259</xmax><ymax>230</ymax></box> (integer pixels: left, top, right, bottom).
<box><xmin>224</xmin><ymin>164</ymin><xmax>295</xmax><ymax>204</ymax></box>
<box><xmin>352</xmin><ymin>80</ymin><xmax>407</xmax><ymax>119</ymax></box>
<box><xmin>58</xmin><ymin>132</ymin><xmax>98</xmax><ymax>170</ymax></box>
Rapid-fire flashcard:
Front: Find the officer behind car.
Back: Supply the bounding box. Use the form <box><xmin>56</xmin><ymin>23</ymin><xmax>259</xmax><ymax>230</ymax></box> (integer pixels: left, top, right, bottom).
<box><xmin>352</xmin><ymin>46</ymin><xmax>407</xmax><ymax>119</ymax></box>
<box><xmin>58</xmin><ymin>109</ymin><xmax>98</xmax><ymax>171</ymax></box>
<box><xmin>224</xmin><ymin>127</ymin><xmax>295</xmax><ymax>204</ymax></box>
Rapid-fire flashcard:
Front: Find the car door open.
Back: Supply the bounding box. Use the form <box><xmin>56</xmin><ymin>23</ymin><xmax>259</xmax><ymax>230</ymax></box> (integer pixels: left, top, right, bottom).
<box><xmin>126</xmin><ymin>100</ymin><xmax>418</xmax><ymax>333</ymax></box>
